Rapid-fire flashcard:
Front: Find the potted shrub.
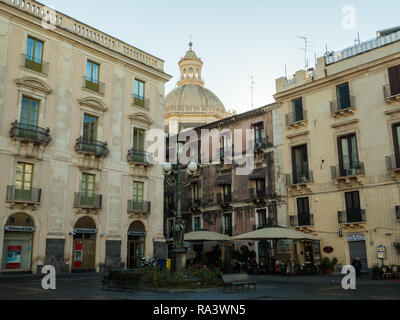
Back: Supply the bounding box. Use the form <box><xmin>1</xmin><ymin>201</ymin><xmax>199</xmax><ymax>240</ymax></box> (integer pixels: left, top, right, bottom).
<box><xmin>321</xmin><ymin>257</ymin><xmax>338</xmax><ymax>274</ymax></box>
<box><xmin>371</xmin><ymin>264</ymin><xmax>382</xmax><ymax>280</ymax></box>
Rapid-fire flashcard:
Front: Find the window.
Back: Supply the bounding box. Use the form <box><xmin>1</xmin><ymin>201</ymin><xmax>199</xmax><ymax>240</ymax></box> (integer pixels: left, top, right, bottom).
<box><xmin>345</xmin><ymin>191</ymin><xmax>362</xmax><ymax>223</ymax></box>
<box><xmin>25</xmin><ymin>37</ymin><xmax>43</xmax><ymax>72</ymax></box>
<box><xmin>20</xmin><ymin>96</ymin><xmax>39</xmax><ymax>138</ymax></box>
<box><xmin>337</xmin><ymin>83</ymin><xmax>351</xmax><ymax>110</ymax></box>
<box><xmin>252</xmin><ymin>122</ymin><xmax>265</xmax><ymax>144</ymax></box>
<box><xmin>193</xmin><ymin>183</ymin><xmax>200</xmax><ymax>200</ymax></box>
<box><xmin>223</xmin><ymin>213</ymin><xmax>233</xmax><ymax>236</ymax></box>
<box><xmin>292</xmin><ymin>98</ymin><xmax>303</xmax><ymax>122</ymax></box>
<box><xmin>15</xmin><ymin>163</ymin><xmax>33</xmax><ymax>200</ymax></box>
<box><xmin>338</xmin><ymin>134</ymin><xmax>359</xmax><ymax>176</ymax></box>
<box><xmin>132</xmin><ymin>181</ymin><xmax>144</xmax><ymax>204</ymax></box>
<box><xmin>194</xmin><ymin>216</ymin><xmax>202</xmax><ymax>231</ymax></box>
<box><xmin>257</xmin><ymin>209</ymin><xmax>268</xmax><ymax>229</ymax></box>
<box><xmin>133</xmin><ymin>128</ymin><xmax>145</xmax><ymax>151</ymax></box>
<box><xmin>134</xmin><ymin>79</ymin><xmax>145</xmax><ymax>107</ymax></box>
<box><xmin>297</xmin><ymin>197</ymin><xmax>311</xmax><ymax>226</ymax></box>
<box><xmin>291</xmin><ymin>144</ymin><xmax>309</xmax><ymax>183</ymax></box>
<box><xmin>86</xmin><ymin>61</ymin><xmax>100</xmax><ymax>91</ymax></box>
<box><xmin>80</xmin><ymin>173</ymin><xmax>95</xmax><ymax>206</ymax></box>
<box><xmin>388</xmin><ymin>65</ymin><xmax>400</xmax><ymax>97</ymax></box>
<box><xmin>83</xmin><ymin>114</ymin><xmax>98</xmax><ymax>141</ymax></box>
<box><xmin>255</xmin><ymin>178</ymin><xmax>265</xmax><ymax>192</ymax></box>
<box><xmin>392</xmin><ymin>123</ymin><xmax>400</xmax><ymax>167</ymax></box>
<box><xmin>220</xmin><ymin>133</ymin><xmax>231</xmax><ymax>159</ymax></box>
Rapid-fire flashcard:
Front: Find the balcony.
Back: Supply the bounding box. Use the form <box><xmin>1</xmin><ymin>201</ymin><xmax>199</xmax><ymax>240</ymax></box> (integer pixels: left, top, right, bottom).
<box><xmin>290</xmin><ymin>214</ymin><xmax>314</xmax><ymax>232</ymax></box>
<box><xmin>22</xmin><ymin>54</ymin><xmax>49</xmax><ymax>75</ymax></box>
<box><xmin>9</xmin><ymin>121</ymin><xmax>52</xmax><ymax>146</ymax></box>
<box><xmin>285</xmin><ymin>110</ymin><xmax>307</xmax><ymax>129</ymax></box>
<box><xmin>83</xmin><ymin>76</ymin><xmax>105</xmax><ymax>95</ymax></box>
<box><xmin>286</xmin><ymin>171</ymin><xmax>313</xmax><ymax>193</ymax></box>
<box><xmin>126</xmin><ymin>149</ymin><xmax>153</xmax><ymax>166</ymax></box>
<box><xmin>250</xmin><ymin>188</ymin><xmax>271</xmax><ymax>202</ymax></box>
<box><xmin>6</xmin><ymin>186</ymin><xmax>41</xmax><ymax>209</ymax></box>
<box><xmin>383</xmin><ymin>84</ymin><xmax>400</xmax><ymax>103</ymax></box>
<box><xmin>127</xmin><ymin>200</ymin><xmax>151</xmax><ymax>215</ymax></box>
<box><xmin>330</xmin><ymin>96</ymin><xmax>356</xmax><ymax>117</ymax></box>
<box><xmin>254</xmin><ymin>137</ymin><xmax>266</xmax><ymax>151</ymax></box>
<box><xmin>133</xmin><ymin>95</ymin><xmax>150</xmax><ymax>109</ymax></box>
<box><xmin>386</xmin><ymin>155</ymin><xmax>400</xmax><ymax>180</ymax></box>
<box><xmin>185</xmin><ymin>198</ymin><xmax>201</xmax><ymax>211</ymax></box>
<box><xmin>331</xmin><ymin>162</ymin><xmax>365</xmax><ymax>186</ymax></box>
<box><xmin>74</xmin><ymin>137</ymin><xmax>109</xmax><ymax>158</ymax></box>
<box><xmin>217</xmin><ymin>193</ymin><xmax>232</xmax><ymax>206</ymax></box>
<box><xmin>338</xmin><ymin>209</ymin><xmax>366</xmax><ymax>227</ymax></box>
<box><xmin>74</xmin><ymin>193</ymin><xmax>102</xmax><ymax>211</ymax></box>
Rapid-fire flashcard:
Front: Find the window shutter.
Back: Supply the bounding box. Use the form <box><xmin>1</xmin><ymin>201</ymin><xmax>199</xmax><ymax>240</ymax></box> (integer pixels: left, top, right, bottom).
<box><xmin>389</xmin><ymin>65</ymin><xmax>400</xmax><ymax>96</ymax></box>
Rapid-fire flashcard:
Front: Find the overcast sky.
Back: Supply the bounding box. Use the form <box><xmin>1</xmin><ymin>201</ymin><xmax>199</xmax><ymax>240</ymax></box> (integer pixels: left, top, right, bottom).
<box><xmin>42</xmin><ymin>0</ymin><xmax>400</xmax><ymax>114</ymax></box>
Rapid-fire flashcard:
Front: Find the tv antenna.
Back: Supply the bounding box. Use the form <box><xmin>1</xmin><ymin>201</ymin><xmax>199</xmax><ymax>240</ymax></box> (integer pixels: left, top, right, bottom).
<box><xmin>297</xmin><ymin>36</ymin><xmax>316</xmax><ymax>71</ymax></box>
<box><xmin>249</xmin><ymin>76</ymin><xmax>257</xmax><ymax>110</ymax></box>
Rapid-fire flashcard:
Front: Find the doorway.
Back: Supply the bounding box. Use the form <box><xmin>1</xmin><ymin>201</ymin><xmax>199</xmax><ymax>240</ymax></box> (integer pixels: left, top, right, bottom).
<box><xmin>127</xmin><ymin>221</ymin><xmax>146</xmax><ymax>269</ymax></box>
<box><xmin>72</xmin><ymin>217</ymin><xmax>97</xmax><ymax>272</ymax></box>
<box><xmin>349</xmin><ymin>240</ymin><xmax>368</xmax><ymax>273</ymax></box>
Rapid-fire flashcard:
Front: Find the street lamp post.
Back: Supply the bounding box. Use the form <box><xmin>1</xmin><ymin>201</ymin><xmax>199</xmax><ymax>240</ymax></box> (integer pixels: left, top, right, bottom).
<box><xmin>162</xmin><ymin>140</ymin><xmax>198</xmax><ymax>273</ymax></box>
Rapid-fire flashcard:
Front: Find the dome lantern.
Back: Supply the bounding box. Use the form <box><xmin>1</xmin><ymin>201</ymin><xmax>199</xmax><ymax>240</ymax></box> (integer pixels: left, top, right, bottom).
<box><xmin>178</xmin><ymin>42</ymin><xmax>205</xmax><ymax>87</ymax></box>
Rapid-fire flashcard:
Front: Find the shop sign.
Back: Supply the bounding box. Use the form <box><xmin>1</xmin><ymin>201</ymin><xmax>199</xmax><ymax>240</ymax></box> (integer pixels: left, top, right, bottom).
<box><xmin>74</xmin><ymin>228</ymin><xmax>97</xmax><ymax>234</ymax></box>
<box><xmin>377</xmin><ymin>245</ymin><xmax>386</xmax><ymax>259</ymax></box>
<box><xmin>7</xmin><ymin>246</ymin><xmax>22</xmax><ymax>269</ymax></box>
<box><xmin>128</xmin><ymin>231</ymin><xmax>147</xmax><ymax>237</ymax></box>
<box><xmin>323</xmin><ymin>246</ymin><xmax>334</xmax><ymax>254</ymax></box>
<box><xmin>5</xmin><ymin>226</ymin><xmax>35</xmax><ymax>233</ymax></box>
<box><xmin>346</xmin><ymin>232</ymin><xmax>365</xmax><ymax>242</ymax></box>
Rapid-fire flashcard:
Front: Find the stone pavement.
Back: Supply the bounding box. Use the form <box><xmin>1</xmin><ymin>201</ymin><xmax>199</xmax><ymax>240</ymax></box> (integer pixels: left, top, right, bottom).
<box><xmin>0</xmin><ymin>273</ymin><xmax>399</xmax><ymax>300</ymax></box>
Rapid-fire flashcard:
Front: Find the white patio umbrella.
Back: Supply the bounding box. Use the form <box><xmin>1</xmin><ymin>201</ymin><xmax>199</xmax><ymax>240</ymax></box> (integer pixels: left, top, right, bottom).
<box><xmin>184</xmin><ymin>231</ymin><xmax>234</xmax><ymax>242</ymax></box>
<box><xmin>233</xmin><ymin>227</ymin><xmax>320</xmax><ymax>241</ymax></box>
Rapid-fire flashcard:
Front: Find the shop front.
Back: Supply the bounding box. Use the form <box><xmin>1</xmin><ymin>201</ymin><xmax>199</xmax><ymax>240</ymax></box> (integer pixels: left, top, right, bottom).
<box><xmin>72</xmin><ymin>217</ymin><xmax>97</xmax><ymax>273</ymax></box>
<box><xmin>127</xmin><ymin>221</ymin><xmax>146</xmax><ymax>269</ymax></box>
<box><xmin>2</xmin><ymin>213</ymin><xmax>35</xmax><ymax>273</ymax></box>
<box><xmin>346</xmin><ymin>232</ymin><xmax>368</xmax><ymax>273</ymax></box>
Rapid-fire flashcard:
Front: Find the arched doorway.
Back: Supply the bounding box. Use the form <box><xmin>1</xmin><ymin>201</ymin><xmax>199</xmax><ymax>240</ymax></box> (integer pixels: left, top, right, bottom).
<box><xmin>2</xmin><ymin>213</ymin><xmax>35</xmax><ymax>272</ymax></box>
<box><xmin>72</xmin><ymin>217</ymin><xmax>97</xmax><ymax>272</ymax></box>
<box><xmin>127</xmin><ymin>221</ymin><xmax>146</xmax><ymax>269</ymax></box>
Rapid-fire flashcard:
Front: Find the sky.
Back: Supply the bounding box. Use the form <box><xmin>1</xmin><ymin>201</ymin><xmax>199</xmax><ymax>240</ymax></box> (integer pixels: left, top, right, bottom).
<box><xmin>41</xmin><ymin>0</ymin><xmax>400</xmax><ymax>114</ymax></box>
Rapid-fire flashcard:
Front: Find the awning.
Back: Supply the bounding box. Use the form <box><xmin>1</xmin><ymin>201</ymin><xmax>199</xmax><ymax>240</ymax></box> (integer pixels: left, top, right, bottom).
<box><xmin>249</xmin><ymin>167</ymin><xmax>266</xmax><ymax>180</ymax></box>
<box><xmin>215</xmin><ymin>174</ymin><xmax>232</xmax><ymax>185</ymax></box>
<box><xmin>184</xmin><ymin>231</ymin><xmax>233</xmax><ymax>242</ymax></box>
<box><xmin>233</xmin><ymin>227</ymin><xmax>320</xmax><ymax>241</ymax></box>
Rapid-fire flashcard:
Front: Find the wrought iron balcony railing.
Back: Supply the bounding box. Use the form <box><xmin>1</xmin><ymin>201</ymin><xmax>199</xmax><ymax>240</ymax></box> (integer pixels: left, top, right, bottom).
<box><xmin>383</xmin><ymin>84</ymin><xmax>400</xmax><ymax>100</ymax></box>
<box><xmin>83</xmin><ymin>76</ymin><xmax>105</xmax><ymax>94</ymax></box>
<box><xmin>286</xmin><ymin>170</ymin><xmax>313</xmax><ymax>186</ymax></box>
<box><xmin>290</xmin><ymin>214</ymin><xmax>314</xmax><ymax>227</ymax></box>
<box><xmin>74</xmin><ymin>192</ymin><xmax>102</xmax><ymax>210</ymax></box>
<box><xmin>330</xmin><ymin>96</ymin><xmax>356</xmax><ymax>114</ymax></box>
<box><xmin>386</xmin><ymin>155</ymin><xmax>400</xmax><ymax>171</ymax></box>
<box><xmin>331</xmin><ymin>161</ymin><xmax>365</xmax><ymax>179</ymax></box>
<box><xmin>217</xmin><ymin>193</ymin><xmax>232</xmax><ymax>205</ymax></box>
<box><xmin>249</xmin><ymin>188</ymin><xmax>269</xmax><ymax>200</ymax></box>
<box><xmin>6</xmin><ymin>186</ymin><xmax>41</xmax><ymax>204</ymax></box>
<box><xmin>9</xmin><ymin>121</ymin><xmax>52</xmax><ymax>145</ymax></box>
<box><xmin>127</xmin><ymin>200</ymin><xmax>151</xmax><ymax>214</ymax></box>
<box><xmin>22</xmin><ymin>54</ymin><xmax>49</xmax><ymax>75</ymax></box>
<box><xmin>338</xmin><ymin>209</ymin><xmax>366</xmax><ymax>224</ymax></box>
<box><xmin>285</xmin><ymin>110</ymin><xmax>307</xmax><ymax>126</ymax></box>
<box><xmin>126</xmin><ymin>149</ymin><xmax>153</xmax><ymax>165</ymax></box>
<box><xmin>133</xmin><ymin>95</ymin><xmax>150</xmax><ymax>108</ymax></box>
<box><xmin>74</xmin><ymin>137</ymin><xmax>109</xmax><ymax>158</ymax></box>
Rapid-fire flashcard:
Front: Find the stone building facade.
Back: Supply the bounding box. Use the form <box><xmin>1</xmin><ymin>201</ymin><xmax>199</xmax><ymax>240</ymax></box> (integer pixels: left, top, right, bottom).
<box><xmin>274</xmin><ymin>26</ymin><xmax>400</xmax><ymax>271</ymax></box>
<box><xmin>164</xmin><ymin>103</ymin><xmax>286</xmax><ymax>262</ymax></box>
<box><xmin>0</xmin><ymin>0</ymin><xmax>171</xmax><ymax>273</ymax></box>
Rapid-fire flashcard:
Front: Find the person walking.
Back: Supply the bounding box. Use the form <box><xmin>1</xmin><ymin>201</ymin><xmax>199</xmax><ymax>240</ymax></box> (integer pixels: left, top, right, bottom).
<box><xmin>352</xmin><ymin>257</ymin><xmax>362</xmax><ymax>278</ymax></box>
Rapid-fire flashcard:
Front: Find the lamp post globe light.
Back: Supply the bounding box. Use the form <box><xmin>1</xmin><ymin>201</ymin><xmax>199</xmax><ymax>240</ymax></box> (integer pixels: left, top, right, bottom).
<box><xmin>162</xmin><ymin>140</ymin><xmax>198</xmax><ymax>273</ymax></box>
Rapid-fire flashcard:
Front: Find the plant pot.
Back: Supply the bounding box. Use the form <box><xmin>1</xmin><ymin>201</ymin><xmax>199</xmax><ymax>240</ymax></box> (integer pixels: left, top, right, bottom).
<box><xmin>324</xmin><ymin>269</ymin><xmax>333</xmax><ymax>275</ymax></box>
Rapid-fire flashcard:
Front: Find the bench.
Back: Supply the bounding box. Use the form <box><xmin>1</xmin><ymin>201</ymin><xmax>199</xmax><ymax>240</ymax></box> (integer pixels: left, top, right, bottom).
<box><xmin>221</xmin><ymin>273</ymin><xmax>257</xmax><ymax>292</ymax></box>
<box><xmin>101</xmin><ymin>270</ymin><xmax>143</xmax><ymax>291</ymax></box>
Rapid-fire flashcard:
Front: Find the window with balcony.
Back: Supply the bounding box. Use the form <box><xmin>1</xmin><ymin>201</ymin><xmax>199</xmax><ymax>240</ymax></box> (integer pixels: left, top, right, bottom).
<box><xmin>220</xmin><ymin>133</ymin><xmax>231</xmax><ymax>160</ymax></box>
<box><xmin>291</xmin><ymin>144</ymin><xmax>310</xmax><ymax>184</ymax></box>
<box><xmin>17</xmin><ymin>96</ymin><xmax>40</xmax><ymax>141</ymax></box>
<box><xmin>134</xmin><ymin>79</ymin><xmax>145</xmax><ymax>107</ymax></box>
<box><xmin>86</xmin><ymin>61</ymin><xmax>100</xmax><ymax>92</ymax></box>
<box><xmin>293</xmin><ymin>98</ymin><xmax>304</xmax><ymax>122</ymax></box>
<box><xmin>223</xmin><ymin>213</ymin><xmax>233</xmax><ymax>236</ymax></box>
<box><xmin>344</xmin><ymin>191</ymin><xmax>364</xmax><ymax>223</ymax></box>
<box><xmin>387</xmin><ymin>64</ymin><xmax>400</xmax><ymax>98</ymax></box>
<box><xmin>338</xmin><ymin>134</ymin><xmax>360</xmax><ymax>176</ymax></box>
<box><xmin>15</xmin><ymin>162</ymin><xmax>34</xmax><ymax>201</ymax></box>
<box><xmin>83</xmin><ymin>114</ymin><xmax>98</xmax><ymax>141</ymax></box>
<box><xmin>257</xmin><ymin>209</ymin><xmax>268</xmax><ymax>229</ymax></box>
<box><xmin>128</xmin><ymin>181</ymin><xmax>150</xmax><ymax>214</ymax></box>
<box><xmin>80</xmin><ymin>173</ymin><xmax>95</xmax><ymax>206</ymax></box>
<box><xmin>297</xmin><ymin>197</ymin><xmax>312</xmax><ymax>226</ymax></box>
<box><xmin>252</xmin><ymin>122</ymin><xmax>265</xmax><ymax>149</ymax></box>
<box><xmin>132</xmin><ymin>181</ymin><xmax>144</xmax><ymax>204</ymax></box>
<box><xmin>193</xmin><ymin>183</ymin><xmax>200</xmax><ymax>201</ymax></box>
<box><xmin>25</xmin><ymin>37</ymin><xmax>43</xmax><ymax>73</ymax></box>
<box><xmin>336</xmin><ymin>83</ymin><xmax>352</xmax><ymax>110</ymax></box>
<box><xmin>392</xmin><ymin>123</ymin><xmax>400</xmax><ymax>169</ymax></box>
<box><xmin>194</xmin><ymin>216</ymin><xmax>202</xmax><ymax>231</ymax></box>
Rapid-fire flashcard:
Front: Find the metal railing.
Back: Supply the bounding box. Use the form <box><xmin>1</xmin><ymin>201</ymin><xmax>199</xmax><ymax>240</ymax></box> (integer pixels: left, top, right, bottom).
<box><xmin>254</xmin><ymin>137</ymin><xmax>266</xmax><ymax>150</ymax></box>
<box><xmin>74</xmin><ymin>137</ymin><xmax>109</xmax><ymax>158</ymax></box>
<box><xmin>331</xmin><ymin>161</ymin><xmax>365</xmax><ymax>179</ymax></box>
<box><xmin>74</xmin><ymin>192</ymin><xmax>102</xmax><ymax>209</ymax></box>
<box><xmin>6</xmin><ymin>186</ymin><xmax>41</xmax><ymax>204</ymax></box>
<box><xmin>286</xmin><ymin>110</ymin><xmax>307</xmax><ymax>126</ymax></box>
<box><xmin>127</xmin><ymin>200</ymin><xmax>151</xmax><ymax>214</ymax></box>
<box><xmin>133</xmin><ymin>95</ymin><xmax>150</xmax><ymax>109</ymax></box>
<box><xmin>290</xmin><ymin>214</ymin><xmax>314</xmax><ymax>227</ymax></box>
<box><xmin>325</xmin><ymin>30</ymin><xmax>400</xmax><ymax>65</ymax></box>
<box><xmin>22</xmin><ymin>54</ymin><xmax>49</xmax><ymax>75</ymax></box>
<box><xmin>185</xmin><ymin>198</ymin><xmax>201</xmax><ymax>210</ymax></box>
<box><xmin>9</xmin><ymin>121</ymin><xmax>52</xmax><ymax>145</ymax></box>
<box><xmin>126</xmin><ymin>149</ymin><xmax>153</xmax><ymax>165</ymax></box>
<box><xmin>386</xmin><ymin>155</ymin><xmax>400</xmax><ymax>171</ymax></box>
<box><xmin>250</xmin><ymin>188</ymin><xmax>269</xmax><ymax>200</ymax></box>
<box><xmin>286</xmin><ymin>170</ymin><xmax>313</xmax><ymax>186</ymax></box>
<box><xmin>338</xmin><ymin>209</ymin><xmax>366</xmax><ymax>224</ymax></box>
<box><xmin>217</xmin><ymin>193</ymin><xmax>232</xmax><ymax>205</ymax></box>
<box><xmin>83</xmin><ymin>76</ymin><xmax>105</xmax><ymax>94</ymax></box>
<box><xmin>330</xmin><ymin>96</ymin><xmax>356</xmax><ymax>114</ymax></box>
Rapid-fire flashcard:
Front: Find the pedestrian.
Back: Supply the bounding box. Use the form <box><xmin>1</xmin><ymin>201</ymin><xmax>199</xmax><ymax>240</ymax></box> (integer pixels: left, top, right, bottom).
<box><xmin>352</xmin><ymin>257</ymin><xmax>362</xmax><ymax>278</ymax></box>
